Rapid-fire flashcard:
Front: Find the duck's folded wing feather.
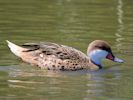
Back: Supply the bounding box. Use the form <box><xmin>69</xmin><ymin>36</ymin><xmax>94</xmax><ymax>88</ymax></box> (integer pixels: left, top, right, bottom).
<box><xmin>21</xmin><ymin>42</ymin><xmax>87</xmax><ymax>60</ymax></box>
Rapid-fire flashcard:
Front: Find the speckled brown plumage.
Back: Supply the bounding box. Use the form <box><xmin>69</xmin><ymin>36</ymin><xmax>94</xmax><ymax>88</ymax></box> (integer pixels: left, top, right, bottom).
<box><xmin>21</xmin><ymin>42</ymin><xmax>92</xmax><ymax>71</ymax></box>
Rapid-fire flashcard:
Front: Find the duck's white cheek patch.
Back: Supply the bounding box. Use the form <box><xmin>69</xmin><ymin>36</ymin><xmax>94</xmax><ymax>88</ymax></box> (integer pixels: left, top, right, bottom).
<box><xmin>88</xmin><ymin>49</ymin><xmax>108</xmax><ymax>66</ymax></box>
<box><xmin>89</xmin><ymin>50</ymin><xmax>108</xmax><ymax>59</ymax></box>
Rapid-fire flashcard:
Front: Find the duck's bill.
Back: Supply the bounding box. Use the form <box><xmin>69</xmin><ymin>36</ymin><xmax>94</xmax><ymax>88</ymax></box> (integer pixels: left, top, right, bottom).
<box><xmin>106</xmin><ymin>53</ymin><xmax>124</xmax><ymax>63</ymax></box>
<box><xmin>113</xmin><ymin>57</ymin><xmax>124</xmax><ymax>63</ymax></box>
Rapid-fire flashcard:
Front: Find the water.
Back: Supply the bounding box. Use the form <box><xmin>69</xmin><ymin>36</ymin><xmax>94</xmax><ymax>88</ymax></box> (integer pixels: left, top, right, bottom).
<box><xmin>0</xmin><ymin>0</ymin><xmax>133</xmax><ymax>99</ymax></box>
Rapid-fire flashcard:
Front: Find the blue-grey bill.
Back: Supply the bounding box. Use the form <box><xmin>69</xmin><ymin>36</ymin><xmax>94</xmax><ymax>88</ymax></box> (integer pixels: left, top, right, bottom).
<box><xmin>114</xmin><ymin>57</ymin><xmax>124</xmax><ymax>63</ymax></box>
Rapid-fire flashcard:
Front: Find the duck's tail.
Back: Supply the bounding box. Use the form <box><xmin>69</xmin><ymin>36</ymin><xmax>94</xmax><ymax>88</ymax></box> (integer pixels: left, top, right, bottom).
<box><xmin>6</xmin><ymin>40</ymin><xmax>27</xmax><ymax>58</ymax></box>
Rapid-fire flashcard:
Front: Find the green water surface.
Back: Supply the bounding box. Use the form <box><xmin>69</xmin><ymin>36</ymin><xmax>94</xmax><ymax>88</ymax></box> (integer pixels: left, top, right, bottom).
<box><xmin>0</xmin><ymin>0</ymin><xmax>133</xmax><ymax>100</ymax></box>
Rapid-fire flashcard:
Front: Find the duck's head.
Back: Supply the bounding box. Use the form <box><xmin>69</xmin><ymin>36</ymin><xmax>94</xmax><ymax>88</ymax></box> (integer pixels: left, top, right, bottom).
<box><xmin>87</xmin><ymin>40</ymin><xmax>124</xmax><ymax>69</ymax></box>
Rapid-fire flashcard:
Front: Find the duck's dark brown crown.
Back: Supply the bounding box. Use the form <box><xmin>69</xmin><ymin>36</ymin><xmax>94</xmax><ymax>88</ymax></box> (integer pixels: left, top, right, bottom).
<box><xmin>87</xmin><ymin>40</ymin><xmax>112</xmax><ymax>53</ymax></box>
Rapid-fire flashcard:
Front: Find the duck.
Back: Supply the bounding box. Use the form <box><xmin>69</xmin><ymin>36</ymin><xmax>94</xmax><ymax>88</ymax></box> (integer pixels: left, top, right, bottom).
<box><xmin>6</xmin><ymin>40</ymin><xmax>124</xmax><ymax>71</ymax></box>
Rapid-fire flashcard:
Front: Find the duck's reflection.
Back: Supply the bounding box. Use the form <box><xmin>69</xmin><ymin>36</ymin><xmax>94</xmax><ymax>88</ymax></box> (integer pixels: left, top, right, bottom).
<box><xmin>7</xmin><ymin>64</ymin><xmax>121</xmax><ymax>99</ymax></box>
<box><xmin>84</xmin><ymin>65</ymin><xmax>122</xmax><ymax>99</ymax></box>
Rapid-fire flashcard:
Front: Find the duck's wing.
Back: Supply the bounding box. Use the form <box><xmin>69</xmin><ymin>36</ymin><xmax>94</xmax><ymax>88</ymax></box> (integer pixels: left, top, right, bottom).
<box><xmin>22</xmin><ymin>42</ymin><xmax>88</xmax><ymax>61</ymax></box>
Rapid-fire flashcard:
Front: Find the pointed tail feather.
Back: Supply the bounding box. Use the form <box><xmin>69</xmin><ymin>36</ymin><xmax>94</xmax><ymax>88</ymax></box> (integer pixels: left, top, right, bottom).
<box><xmin>6</xmin><ymin>40</ymin><xmax>26</xmax><ymax>57</ymax></box>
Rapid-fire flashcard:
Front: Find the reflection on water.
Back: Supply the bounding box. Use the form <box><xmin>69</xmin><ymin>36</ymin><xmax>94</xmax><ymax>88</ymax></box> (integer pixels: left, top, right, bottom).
<box><xmin>0</xmin><ymin>0</ymin><xmax>133</xmax><ymax>100</ymax></box>
<box><xmin>6</xmin><ymin>66</ymin><xmax>123</xmax><ymax>100</ymax></box>
<box><xmin>115</xmin><ymin>0</ymin><xmax>125</xmax><ymax>51</ymax></box>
